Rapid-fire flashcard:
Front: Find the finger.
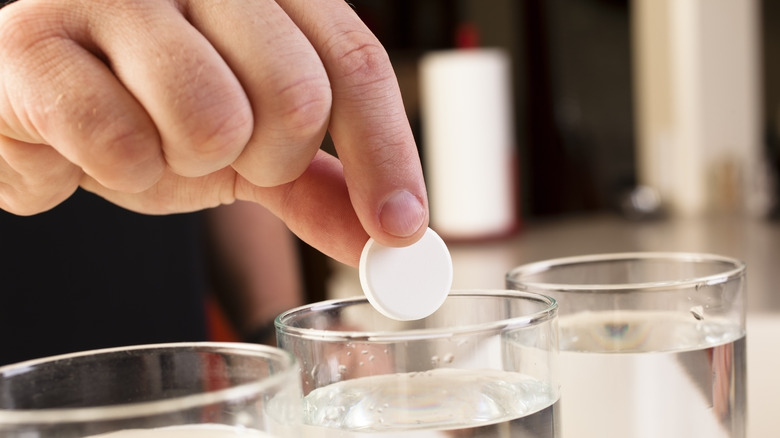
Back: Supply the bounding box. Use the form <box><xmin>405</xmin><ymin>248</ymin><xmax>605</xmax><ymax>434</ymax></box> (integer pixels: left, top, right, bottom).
<box><xmin>0</xmin><ymin>0</ymin><xmax>166</xmax><ymax>193</ymax></box>
<box><xmin>83</xmin><ymin>150</ymin><xmax>366</xmax><ymax>266</ymax></box>
<box><xmin>79</xmin><ymin>166</ymin><xmax>239</xmax><ymax>216</ymax></box>
<box><xmin>84</xmin><ymin>0</ymin><xmax>254</xmax><ymax>177</ymax></box>
<box><xmin>0</xmin><ymin>136</ymin><xmax>81</xmax><ymax>215</ymax></box>
<box><xmin>276</xmin><ymin>0</ymin><xmax>428</xmax><ymax>247</ymax></box>
<box><xmin>186</xmin><ymin>0</ymin><xmax>332</xmax><ymax>186</ymax></box>
<box><xmin>237</xmin><ymin>150</ymin><xmax>368</xmax><ymax>267</ymax></box>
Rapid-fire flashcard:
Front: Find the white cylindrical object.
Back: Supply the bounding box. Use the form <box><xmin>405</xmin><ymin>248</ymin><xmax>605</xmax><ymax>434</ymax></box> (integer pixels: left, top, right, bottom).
<box><xmin>632</xmin><ymin>0</ymin><xmax>764</xmax><ymax>217</ymax></box>
<box><xmin>419</xmin><ymin>48</ymin><xmax>518</xmax><ymax>240</ymax></box>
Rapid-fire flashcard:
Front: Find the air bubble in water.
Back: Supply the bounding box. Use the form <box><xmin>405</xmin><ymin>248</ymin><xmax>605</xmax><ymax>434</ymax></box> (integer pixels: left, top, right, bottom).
<box><xmin>690</xmin><ymin>305</ymin><xmax>704</xmax><ymax>321</ymax></box>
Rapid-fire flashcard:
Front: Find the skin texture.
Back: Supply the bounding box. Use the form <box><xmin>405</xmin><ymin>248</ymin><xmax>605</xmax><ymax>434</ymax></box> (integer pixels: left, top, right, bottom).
<box><xmin>0</xmin><ymin>0</ymin><xmax>428</xmax><ymax>267</ymax></box>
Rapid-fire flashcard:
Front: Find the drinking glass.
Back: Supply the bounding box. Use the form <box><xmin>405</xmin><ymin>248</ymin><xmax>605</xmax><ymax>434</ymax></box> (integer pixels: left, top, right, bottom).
<box><xmin>0</xmin><ymin>342</ymin><xmax>302</xmax><ymax>437</ymax></box>
<box><xmin>507</xmin><ymin>252</ymin><xmax>746</xmax><ymax>438</ymax></box>
<box><xmin>275</xmin><ymin>290</ymin><xmax>560</xmax><ymax>437</ymax></box>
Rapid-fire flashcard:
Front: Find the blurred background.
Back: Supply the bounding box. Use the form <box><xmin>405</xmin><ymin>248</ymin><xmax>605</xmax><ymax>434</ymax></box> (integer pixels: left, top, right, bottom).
<box><xmin>296</xmin><ymin>0</ymin><xmax>779</xmax><ymax>301</ymax></box>
<box><xmin>312</xmin><ymin>5</ymin><xmax>780</xmax><ymax>435</ymax></box>
<box><xmin>343</xmin><ymin>0</ymin><xmax>778</xmax><ymax>220</ymax></box>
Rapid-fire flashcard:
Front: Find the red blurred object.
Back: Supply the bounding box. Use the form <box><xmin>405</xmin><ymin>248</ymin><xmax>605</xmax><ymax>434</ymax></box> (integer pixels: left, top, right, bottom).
<box><xmin>456</xmin><ymin>22</ymin><xmax>480</xmax><ymax>49</ymax></box>
<box><xmin>205</xmin><ymin>294</ymin><xmax>239</xmax><ymax>342</ymax></box>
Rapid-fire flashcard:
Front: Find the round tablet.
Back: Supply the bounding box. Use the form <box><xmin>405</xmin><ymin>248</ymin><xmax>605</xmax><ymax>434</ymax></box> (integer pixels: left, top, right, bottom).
<box><xmin>359</xmin><ymin>227</ymin><xmax>453</xmax><ymax>321</ymax></box>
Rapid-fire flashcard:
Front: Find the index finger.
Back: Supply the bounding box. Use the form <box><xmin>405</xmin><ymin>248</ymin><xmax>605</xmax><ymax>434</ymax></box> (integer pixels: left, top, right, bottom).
<box><xmin>276</xmin><ymin>0</ymin><xmax>428</xmax><ymax>247</ymax></box>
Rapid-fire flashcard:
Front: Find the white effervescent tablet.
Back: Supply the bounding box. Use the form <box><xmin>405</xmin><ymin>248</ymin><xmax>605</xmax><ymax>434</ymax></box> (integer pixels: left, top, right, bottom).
<box><xmin>359</xmin><ymin>227</ymin><xmax>453</xmax><ymax>321</ymax></box>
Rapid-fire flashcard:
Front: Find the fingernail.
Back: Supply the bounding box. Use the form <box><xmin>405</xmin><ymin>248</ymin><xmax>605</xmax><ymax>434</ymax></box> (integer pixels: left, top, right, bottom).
<box><xmin>379</xmin><ymin>190</ymin><xmax>426</xmax><ymax>238</ymax></box>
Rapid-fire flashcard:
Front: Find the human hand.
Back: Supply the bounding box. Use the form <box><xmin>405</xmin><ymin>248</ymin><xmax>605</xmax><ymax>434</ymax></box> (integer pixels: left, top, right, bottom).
<box><xmin>0</xmin><ymin>0</ymin><xmax>428</xmax><ymax>266</ymax></box>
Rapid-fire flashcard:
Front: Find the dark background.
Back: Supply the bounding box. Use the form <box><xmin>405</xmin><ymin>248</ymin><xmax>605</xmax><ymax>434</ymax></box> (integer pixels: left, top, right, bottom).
<box><xmin>302</xmin><ymin>0</ymin><xmax>780</xmax><ymax>302</ymax></box>
<box><xmin>344</xmin><ymin>0</ymin><xmax>780</xmax><ymax>218</ymax></box>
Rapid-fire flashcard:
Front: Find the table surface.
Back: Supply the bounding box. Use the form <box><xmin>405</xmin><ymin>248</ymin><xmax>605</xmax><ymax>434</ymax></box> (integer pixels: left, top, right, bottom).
<box><xmin>327</xmin><ymin>213</ymin><xmax>780</xmax><ymax>437</ymax></box>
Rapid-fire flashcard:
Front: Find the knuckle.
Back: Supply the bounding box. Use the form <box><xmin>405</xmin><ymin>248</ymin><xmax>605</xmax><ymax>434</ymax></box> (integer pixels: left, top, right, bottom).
<box><xmin>0</xmin><ymin>2</ymin><xmax>65</xmax><ymax>66</ymax></box>
<box><xmin>0</xmin><ymin>4</ymin><xmax>41</xmax><ymax>55</ymax></box>
<box><xmin>234</xmin><ymin>76</ymin><xmax>332</xmax><ymax>188</ymax></box>
<box><xmin>272</xmin><ymin>75</ymin><xmax>332</xmax><ymax>138</ymax></box>
<box><xmin>326</xmin><ymin>30</ymin><xmax>394</xmax><ymax>88</ymax></box>
<box><xmin>0</xmin><ymin>140</ymin><xmax>79</xmax><ymax>214</ymax></box>
<box><xmin>235</xmin><ymin>154</ymin><xmax>308</xmax><ymax>188</ymax></box>
<box><xmin>259</xmin><ymin>162</ymin><xmax>308</xmax><ymax>188</ymax></box>
<box><xmin>81</xmin><ymin>123</ymin><xmax>164</xmax><ymax>193</ymax></box>
<box><xmin>178</xmin><ymin>97</ymin><xmax>253</xmax><ymax>165</ymax></box>
<box><xmin>0</xmin><ymin>175</ymin><xmax>79</xmax><ymax>216</ymax></box>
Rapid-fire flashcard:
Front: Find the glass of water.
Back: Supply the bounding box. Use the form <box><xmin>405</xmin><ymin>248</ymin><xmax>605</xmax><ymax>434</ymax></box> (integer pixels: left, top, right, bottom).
<box><xmin>506</xmin><ymin>252</ymin><xmax>746</xmax><ymax>438</ymax></box>
<box><xmin>0</xmin><ymin>342</ymin><xmax>302</xmax><ymax>437</ymax></box>
<box><xmin>275</xmin><ymin>290</ymin><xmax>560</xmax><ymax>437</ymax></box>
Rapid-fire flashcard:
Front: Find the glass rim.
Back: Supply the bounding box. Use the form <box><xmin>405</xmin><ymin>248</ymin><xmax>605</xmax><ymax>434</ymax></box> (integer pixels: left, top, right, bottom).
<box><xmin>506</xmin><ymin>251</ymin><xmax>746</xmax><ymax>292</ymax></box>
<box><xmin>275</xmin><ymin>289</ymin><xmax>558</xmax><ymax>342</ymax></box>
<box><xmin>0</xmin><ymin>341</ymin><xmax>298</xmax><ymax>426</ymax></box>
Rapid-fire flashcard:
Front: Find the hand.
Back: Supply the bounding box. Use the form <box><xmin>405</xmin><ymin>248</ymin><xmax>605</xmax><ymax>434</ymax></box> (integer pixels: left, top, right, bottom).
<box><xmin>0</xmin><ymin>0</ymin><xmax>428</xmax><ymax>266</ymax></box>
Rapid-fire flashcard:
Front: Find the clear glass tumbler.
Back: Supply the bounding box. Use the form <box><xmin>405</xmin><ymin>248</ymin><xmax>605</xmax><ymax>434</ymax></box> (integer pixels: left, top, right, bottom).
<box><xmin>275</xmin><ymin>290</ymin><xmax>560</xmax><ymax>437</ymax></box>
<box><xmin>0</xmin><ymin>342</ymin><xmax>302</xmax><ymax>437</ymax></box>
<box><xmin>506</xmin><ymin>252</ymin><xmax>746</xmax><ymax>438</ymax></box>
